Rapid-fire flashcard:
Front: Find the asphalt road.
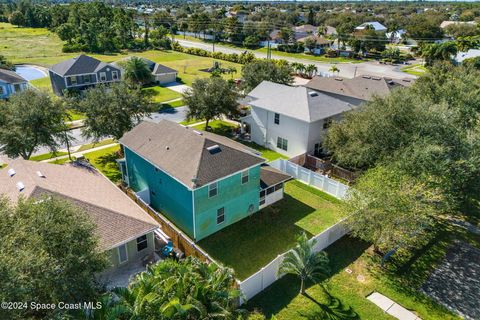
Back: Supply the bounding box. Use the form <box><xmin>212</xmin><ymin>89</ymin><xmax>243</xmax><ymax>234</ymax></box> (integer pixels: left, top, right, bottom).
<box><xmin>177</xmin><ymin>39</ymin><xmax>417</xmax><ymax>80</ymax></box>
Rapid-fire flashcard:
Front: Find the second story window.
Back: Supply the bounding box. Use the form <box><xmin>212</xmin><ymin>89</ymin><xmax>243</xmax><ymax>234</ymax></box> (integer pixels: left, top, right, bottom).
<box><xmin>274</xmin><ymin>113</ymin><xmax>280</xmax><ymax>125</ymax></box>
<box><xmin>99</xmin><ymin>72</ymin><xmax>107</xmax><ymax>82</ymax></box>
<box><xmin>241</xmin><ymin>170</ymin><xmax>249</xmax><ymax>184</ymax></box>
<box><xmin>112</xmin><ymin>71</ymin><xmax>119</xmax><ymax>80</ymax></box>
<box><xmin>209</xmin><ymin>181</ymin><xmax>218</xmax><ymax>198</ymax></box>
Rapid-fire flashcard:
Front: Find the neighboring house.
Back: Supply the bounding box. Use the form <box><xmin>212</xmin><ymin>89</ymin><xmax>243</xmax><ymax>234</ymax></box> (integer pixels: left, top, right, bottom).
<box><xmin>0</xmin><ymin>159</ymin><xmax>159</xmax><ymax>286</ymax></box>
<box><xmin>240</xmin><ymin>81</ymin><xmax>356</xmax><ymax>158</ymax></box>
<box><xmin>119</xmin><ymin>120</ymin><xmax>290</xmax><ymax>242</ymax></box>
<box><xmin>293</xmin><ymin>24</ymin><xmax>318</xmax><ymax>40</ymax></box>
<box><xmin>355</xmin><ymin>21</ymin><xmax>387</xmax><ymax>32</ymax></box>
<box><xmin>298</xmin><ymin>36</ymin><xmax>333</xmax><ymax>55</ymax></box>
<box><xmin>324</xmin><ymin>26</ymin><xmax>337</xmax><ymax>36</ymax></box>
<box><xmin>114</xmin><ymin>57</ymin><xmax>178</xmax><ymax>85</ymax></box>
<box><xmin>49</xmin><ymin>54</ymin><xmax>122</xmax><ymax>96</ymax></box>
<box><xmin>305</xmin><ymin>75</ymin><xmax>414</xmax><ymax>105</ymax></box>
<box><xmin>440</xmin><ymin>20</ymin><xmax>477</xmax><ymax>29</ymax></box>
<box><xmin>0</xmin><ymin>68</ymin><xmax>28</xmax><ymax>99</ymax></box>
<box><xmin>455</xmin><ymin>49</ymin><xmax>480</xmax><ymax>64</ymax></box>
<box><xmin>385</xmin><ymin>29</ymin><xmax>406</xmax><ymax>43</ymax></box>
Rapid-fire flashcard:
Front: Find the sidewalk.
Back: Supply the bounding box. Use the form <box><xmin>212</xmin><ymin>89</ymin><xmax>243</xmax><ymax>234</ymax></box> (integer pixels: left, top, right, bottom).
<box><xmin>41</xmin><ymin>143</ymin><xmax>118</xmax><ymax>163</ymax></box>
<box><xmin>367</xmin><ymin>292</ymin><xmax>421</xmax><ymax>320</ymax></box>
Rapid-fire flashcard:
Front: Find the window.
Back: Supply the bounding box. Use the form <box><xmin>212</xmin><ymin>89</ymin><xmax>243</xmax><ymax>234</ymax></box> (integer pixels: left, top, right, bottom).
<box><xmin>276</xmin><ymin>137</ymin><xmax>288</xmax><ymax>151</ymax></box>
<box><xmin>274</xmin><ymin>113</ymin><xmax>280</xmax><ymax>125</ymax></box>
<box><xmin>70</xmin><ymin>76</ymin><xmax>77</xmax><ymax>85</ymax></box>
<box><xmin>274</xmin><ymin>183</ymin><xmax>283</xmax><ymax>191</ymax></box>
<box><xmin>323</xmin><ymin>118</ymin><xmax>333</xmax><ymax>129</ymax></box>
<box><xmin>209</xmin><ymin>182</ymin><xmax>218</xmax><ymax>198</ymax></box>
<box><xmin>266</xmin><ymin>186</ymin><xmax>275</xmax><ymax>195</ymax></box>
<box><xmin>118</xmin><ymin>244</ymin><xmax>128</xmax><ymax>264</ymax></box>
<box><xmin>99</xmin><ymin>72</ymin><xmax>107</xmax><ymax>82</ymax></box>
<box><xmin>14</xmin><ymin>84</ymin><xmax>21</xmax><ymax>92</ymax></box>
<box><xmin>216</xmin><ymin>207</ymin><xmax>225</xmax><ymax>224</ymax></box>
<box><xmin>241</xmin><ymin>170</ymin><xmax>249</xmax><ymax>184</ymax></box>
<box><xmin>112</xmin><ymin>71</ymin><xmax>119</xmax><ymax>80</ymax></box>
<box><xmin>83</xmin><ymin>75</ymin><xmax>91</xmax><ymax>83</ymax></box>
<box><xmin>0</xmin><ymin>86</ymin><xmax>4</xmax><ymax>95</ymax></box>
<box><xmin>314</xmin><ymin>143</ymin><xmax>323</xmax><ymax>157</ymax></box>
<box><xmin>136</xmin><ymin>235</ymin><xmax>148</xmax><ymax>252</ymax></box>
<box><xmin>259</xmin><ymin>190</ymin><xmax>266</xmax><ymax>206</ymax></box>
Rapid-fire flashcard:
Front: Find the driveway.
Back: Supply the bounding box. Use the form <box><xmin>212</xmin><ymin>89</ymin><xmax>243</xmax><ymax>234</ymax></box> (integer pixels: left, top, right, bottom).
<box><xmin>163</xmin><ymin>82</ymin><xmax>191</xmax><ymax>94</ymax></box>
<box><xmin>176</xmin><ymin>39</ymin><xmax>417</xmax><ymax>80</ymax></box>
<box><xmin>147</xmin><ymin>106</ymin><xmax>188</xmax><ymax>124</ymax></box>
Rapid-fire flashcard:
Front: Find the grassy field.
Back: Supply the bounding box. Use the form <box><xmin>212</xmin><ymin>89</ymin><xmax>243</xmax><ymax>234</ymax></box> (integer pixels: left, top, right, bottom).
<box><xmin>143</xmin><ymin>85</ymin><xmax>182</xmax><ymax>104</ymax></box>
<box><xmin>199</xmin><ymin>180</ymin><xmax>344</xmax><ymax>280</ymax></box>
<box><xmin>401</xmin><ymin>64</ymin><xmax>428</xmax><ymax>76</ymax></box>
<box><xmin>83</xmin><ymin>145</ymin><xmax>122</xmax><ymax>182</ymax></box>
<box><xmin>1</xmin><ymin>23</ymin><xmax>241</xmax><ymax>86</ymax></box>
<box><xmin>247</xmin><ymin>218</ymin><xmax>478</xmax><ymax>320</ymax></box>
<box><xmin>76</xmin><ymin>139</ymin><xmax>116</xmax><ymax>152</ymax></box>
<box><xmin>30</xmin><ymin>151</ymin><xmax>68</xmax><ymax>161</ymax></box>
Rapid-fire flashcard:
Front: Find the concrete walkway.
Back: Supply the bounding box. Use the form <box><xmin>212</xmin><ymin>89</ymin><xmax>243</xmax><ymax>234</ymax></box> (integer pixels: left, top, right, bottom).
<box><xmin>41</xmin><ymin>143</ymin><xmax>118</xmax><ymax>163</ymax></box>
<box><xmin>367</xmin><ymin>292</ymin><xmax>421</xmax><ymax>320</ymax></box>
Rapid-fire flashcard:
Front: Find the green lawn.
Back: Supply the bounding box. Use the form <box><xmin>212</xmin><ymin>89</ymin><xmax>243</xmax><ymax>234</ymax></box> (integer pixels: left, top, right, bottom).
<box><xmin>247</xmin><ymin>219</ymin><xmax>477</xmax><ymax>320</ymax></box>
<box><xmin>29</xmin><ymin>76</ymin><xmax>52</xmax><ymax>93</ymax></box>
<box><xmin>160</xmin><ymin>99</ymin><xmax>185</xmax><ymax>109</ymax></box>
<box><xmin>199</xmin><ymin>180</ymin><xmax>344</xmax><ymax>280</ymax></box>
<box><xmin>66</xmin><ymin>109</ymin><xmax>86</xmax><ymax>121</ymax></box>
<box><xmin>401</xmin><ymin>64</ymin><xmax>427</xmax><ymax>76</ymax></box>
<box><xmin>1</xmin><ymin>22</ymin><xmax>241</xmax><ymax>87</ymax></box>
<box><xmin>83</xmin><ymin>145</ymin><xmax>122</xmax><ymax>182</ymax></box>
<box><xmin>190</xmin><ymin>120</ymin><xmax>287</xmax><ymax>162</ymax></box>
<box><xmin>29</xmin><ymin>151</ymin><xmax>68</xmax><ymax>161</ymax></box>
<box><xmin>143</xmin><ymin>85</ymin><xmax>182</xmax><ymax>104</ymax></box>
<box><xmin>76</xmin><ymin>138</ymin><xmax>115</xmax><ymax>152</ymax></box>
<box><xmin>255</xmin><ymin>47</ymin><xmax>364</xmax><ymax>64</ymax></box>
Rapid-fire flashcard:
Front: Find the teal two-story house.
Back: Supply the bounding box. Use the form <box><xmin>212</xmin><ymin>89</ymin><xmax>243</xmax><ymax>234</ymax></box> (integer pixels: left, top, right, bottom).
<box><xmin>119</xmin><ymin>120</ymin><xmax>290</xmax><ymax>241</ymax></box>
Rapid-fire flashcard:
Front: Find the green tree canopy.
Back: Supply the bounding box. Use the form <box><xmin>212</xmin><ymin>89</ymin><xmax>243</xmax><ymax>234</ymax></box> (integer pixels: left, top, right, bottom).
<box><xmin>0</xmin><ymin>55</ymin><xmax>14</xmax><ymax>70</ymax></box>
<box><xmin>183</xmin><ymin>77</ymin><xmax>239</xmax><ymax>129</ymax></box>
<box><xmin>0</xmin><ymin>196</ymin><xmax>108</xmax><ymax>319</ymax></box>
<box><xmin>122</xmin><ymin>57</ymin><xmax>154</xmax><ymax>87</ymax></box>
<box><xmin>0</xmin><ymin>89</ymin><xmax>67</xmax><ymax>159</ymax></box>
<box><xmin>78</xmin><ymin>82</ymin><xmax>153</xmax><ymax>141</ymax></box>
<box><xmin>241</xmin><ymin>60</ymin><xmax>293</xmax><ymax>93</ymax></box>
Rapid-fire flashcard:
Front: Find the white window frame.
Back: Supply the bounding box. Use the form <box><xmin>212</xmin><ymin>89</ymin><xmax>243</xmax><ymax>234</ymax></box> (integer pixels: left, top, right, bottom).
<box><xmin>241</xmin><ymin>169</ymin><xmax>249</xmax><ymax>184</ymax></box>
<box><xmin>274</xmin><ymin>113</ymin><xmax>280</xmax><ymax>125</ymax></box>
<box><xmin>277</xmin><ymin>137</ymin><xmax>288</xmax><ymax>151</ymax></box>
<box><xmin>99</xmin><ymin>72</ymin><xmax>107</xmax><ymax>82</ymax></box>
<box><xmin>118</xmin><ymin>243</ymin><xmax>128</xmax><ymax>264</ymax></box>
<box><xmin>83</xmin><ymin>75</ymin><xmax>91</xmax><ymax>83</ymax></box>
<box><xmin>69</xmin><ymin>76</ymin><xmax>77</xmax><ymax>86</ymax></box>
<box><xmin>216</xmin><ymin>207</ymin><xmax>225</xmax><ymax>224</ymax></box>
<box><xmin>136</xmin><ymin>235</ymin><xmax>148</xmax><ymax>252</ymax></box>
<box><xmin>208</xmin><ymin>182</ymin><xmax>218</xmax><ymax>198</ymax></box>
<box><xmin>112</xmin><ymin>71</ymin><xmax>119</xmax><ymax>80</ymax></box>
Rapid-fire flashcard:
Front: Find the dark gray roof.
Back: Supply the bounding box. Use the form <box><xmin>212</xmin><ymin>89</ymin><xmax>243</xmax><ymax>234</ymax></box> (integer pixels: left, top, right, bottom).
<box><xmin>0</xmin><ymin>68</ymin><xmax>27</xmax><ymax>84</ymax></box>
<box><xmin>50</xmin><ymin>54</ymin><xmax>115</xmax><ymax>76</ymax></box>
<box><xmin>247</xmin><ymin>81</ymin><xmax>355</xmax><ymax>123</ymax></box>
<box><xmin>152</xmin><ymin>63</ymin><xmax>178</xmax><ymax>75</ymax></box>
<box><xmin>120</xmin><ymin>120</ymin><xmax>265</xmax><ymax>188</ymax></box>
<box><xmin>260</xmin><ymin>164</ymin><xmax>291</xmax><ymax>189</ymax></box>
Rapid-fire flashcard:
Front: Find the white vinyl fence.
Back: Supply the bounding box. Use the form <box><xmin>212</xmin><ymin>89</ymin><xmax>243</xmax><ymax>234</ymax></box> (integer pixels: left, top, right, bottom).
<box><xmin>269</xmin><ymin>158</ymin><xmax>350</xmax><ymax>199</ymax></box>
<box><xmin>239</xmin><ymin>221</ymin><xmax>348</xmax><ymax>303</ymax></box>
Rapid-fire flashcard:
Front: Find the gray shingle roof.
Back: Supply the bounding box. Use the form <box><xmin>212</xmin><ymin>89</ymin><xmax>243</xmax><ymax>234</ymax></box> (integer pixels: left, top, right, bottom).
<box><xmin>305</xmin><ymin>75</ymin><xmax>414</xmax><ymax>102</ymax></box>
<box><xmin>260</xmin><ymin>164</ymin><xmax>291</xmax><ymax>189</ymax></box>
<box><xmin>50</xmin><ymin>54</ymin><xmax>113</xmax><ymax>76</ymax></box>
<box><xmin>152</xmin><ymin>63</ymin><xmax>178</xmax><ymax>75</ymax></box>
<box><xmin>120</xmin><ymin>120</ymin><xmax>265</xmax><ymax>188</ymax></box>
<box><xmin>0</xmin><ymin>159</ymin><xmax>158</xmax><ymax>251</ymax></box>
<box><xmin>0</xmin><ymin>68</ymin><xmax>27</xmax><ymax>84</ymax></box>
<box><xmin>247</xmin><ymin>81</ymin><xmax>355</xmax><ymax>123</ymax></box>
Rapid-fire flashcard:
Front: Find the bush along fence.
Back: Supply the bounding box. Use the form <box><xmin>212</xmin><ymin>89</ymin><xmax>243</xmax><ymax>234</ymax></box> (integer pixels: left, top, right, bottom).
<box><xmin>238</xmin><ymin>159</ymin><xmax>350</xmax><ymax>303</ymax></box>
<box><xmin>172</xmin><ymin>41</ymin><xmax>257</xmax><ymax>65</ymax></box>
<box><xmin>119</xmin><ymin>185</ymin><xmax>217</xmax><ymax>264</ymax></box>
<box><xmin>269</xmin><ymin>158</ymin><xmax>349</xmax><ymax>199</ymax></box>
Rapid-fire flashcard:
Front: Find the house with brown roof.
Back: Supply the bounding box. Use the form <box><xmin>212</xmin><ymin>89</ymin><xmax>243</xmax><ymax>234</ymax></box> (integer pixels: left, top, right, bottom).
<box><xmin>0</xmin><ymin>159</ymin><xmax>159</xmax><ymax>287</ymax></box>
<box><xmin>118</xmin><ymin>120</ymin><xmax>290</xmax><ymax>241</ymax></box>
<box><xmin>305</xmin><ymin>75</ymin><xmax>414</xmax><ymax>106</ymax></box>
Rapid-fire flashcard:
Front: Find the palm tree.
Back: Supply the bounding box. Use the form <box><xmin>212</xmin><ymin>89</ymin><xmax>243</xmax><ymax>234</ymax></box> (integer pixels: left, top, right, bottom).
<box><xmin>305</xmin><ymin>64</ymin><xmax>318</xmax><ymax>78</ymax></box>
<box><xmin>279</xmin><ymin>233</ymin><xmax>330</xmax><ymax>295</ymax></box>
<box><xmin>329</xmin><ymin>64</ymin><xmax>340</xmax><ymax>75</ymax></box>
<box><xmin>123</xmin><ymin>56</ymin><xmax>154</xmax><ymax>87</ymax></box>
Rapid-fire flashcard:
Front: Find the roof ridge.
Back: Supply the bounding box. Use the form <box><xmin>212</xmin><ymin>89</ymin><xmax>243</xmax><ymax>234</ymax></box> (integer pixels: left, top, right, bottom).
<box><xmin>192</xmin><ymin>137</ymin><xmax>208</xmax><ymax>187</ymax></box>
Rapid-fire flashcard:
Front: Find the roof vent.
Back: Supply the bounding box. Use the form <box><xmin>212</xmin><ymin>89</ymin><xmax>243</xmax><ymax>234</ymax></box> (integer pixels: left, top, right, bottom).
<box><xmin>388</xmin><ymin>80</ymin><xmax>394</xmax><ymax>85</ymax></box>
<box><xmin>207</xmin><ymin>145</ymin><xmax>221</xmax><ymax>154</ymax></box>
<box><xmin>372</xmin><ymin>76</ymin><xmax>381</xmax><ymax>80</ymax></box>
<box><xmin>16</xmin><ymin>181</ymin><xmax>25</xmax><ymax>192</ymax></box>
<box><xmin>36</xmin><ymin>171</ymin><xmax>46</xmax><ymax>178</ymax></box>
<box><xmin>334</xmin><ymin>78</ymin><xmax>343</xmax><ymax>81</ymax></box>
<box><xmin>7</xmin><ymin>168</ymin><xmax>16</xmax><ymax>177</ymax></box>
<box><xmin>193</xmin><ymin>130</ymin><xmax>203</xmax><ymax>136</ymax></box>
<box><xmin>165</xmin><ymin>146</ymin><xmax>170</xmax><ymax>150</ymax></box>
<box><xmin>362</xmin><ymin>75</ymin><xmax>371</xmax><ymax>79</ymax></box>
<box><xmin>402</xmin><ymin>79</ymin><xmax>411</xmax><ymax>83</ymax></box>
<box><xmin>308</xmin><ymin>91</ymin><xmax>319</xmax><ymax>97</ymax></box>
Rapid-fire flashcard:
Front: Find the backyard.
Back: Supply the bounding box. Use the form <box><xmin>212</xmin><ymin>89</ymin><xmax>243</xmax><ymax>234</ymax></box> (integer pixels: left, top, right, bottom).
<box><xmin>247</xmin><ymin>218</ymin><xmax>478</xmax><ymax>320</ymax></box>
<box><xmin>199</xmin><ymin>180</ymin><xmax>345</xmax><ymax>280</ymax></box>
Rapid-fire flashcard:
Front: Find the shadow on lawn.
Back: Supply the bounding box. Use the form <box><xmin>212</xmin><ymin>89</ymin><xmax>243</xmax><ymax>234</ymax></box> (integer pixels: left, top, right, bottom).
<box><xmin>93</xmin><ymin>152</ymin><xmax>122</xmax><ymax>182</ymax></box>
<box><xmin>301</xmin><ymin>292</ymin><xmax>359</xmax><ymax>320</ymax></box>
<box><xmin>247</xmin><ymin>237</ymin><xmax>368</xmax><ymax>318</ymax></box>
